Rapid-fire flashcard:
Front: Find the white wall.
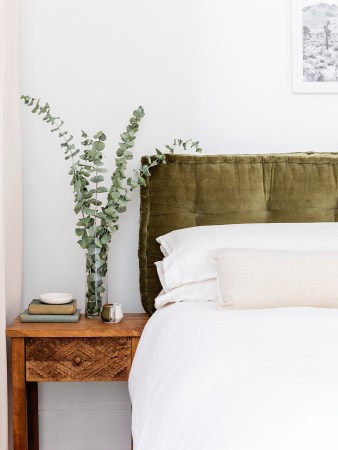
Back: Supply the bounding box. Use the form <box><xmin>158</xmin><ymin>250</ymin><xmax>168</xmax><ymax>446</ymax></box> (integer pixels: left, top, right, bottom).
<box><xmin>19</xmin><ymin>0</ymin><xmax>338</xmax><ymax>449</ymax></box>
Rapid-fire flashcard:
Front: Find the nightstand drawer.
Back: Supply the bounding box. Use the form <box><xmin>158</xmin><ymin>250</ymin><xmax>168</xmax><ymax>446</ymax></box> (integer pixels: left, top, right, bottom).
<box><xmin>26</xmin><ymin>337</ymin><xmax>132</xmax><ymax>382</ymax></box>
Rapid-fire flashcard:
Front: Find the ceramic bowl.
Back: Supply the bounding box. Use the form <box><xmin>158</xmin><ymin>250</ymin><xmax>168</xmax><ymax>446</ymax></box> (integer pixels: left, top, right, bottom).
<box><xmin>39</xmin><ymin>293</ymin><xmax>73</xmax><ymax>304</ymax></box>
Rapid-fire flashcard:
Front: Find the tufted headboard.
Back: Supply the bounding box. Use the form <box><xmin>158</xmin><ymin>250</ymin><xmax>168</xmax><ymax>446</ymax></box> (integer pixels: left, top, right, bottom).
<box><xmin>138</xmin><ymin>153</ymin><xmax>338</xmax><ymax>315</ymax></box>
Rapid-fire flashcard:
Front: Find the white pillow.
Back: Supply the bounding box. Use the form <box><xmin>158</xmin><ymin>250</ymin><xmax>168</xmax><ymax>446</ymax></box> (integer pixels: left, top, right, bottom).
<box><xmin>211</xmin><ymin>248</ymin><xmax>338</xmax><ymax>309</ymax></box>
<box><xmin>155</xmin><ymin>261</ymin><xmax>169</xmax><ymax>293</ymax></box>
<box><xmin>157</xmin><ymin>223</ymin><xmax>338</xmax><ymax>290</ymax></box>
<box><xmin>154</xmin><ymin>279</ymin><xmax>218</xmax><ymax>308</ymax></box>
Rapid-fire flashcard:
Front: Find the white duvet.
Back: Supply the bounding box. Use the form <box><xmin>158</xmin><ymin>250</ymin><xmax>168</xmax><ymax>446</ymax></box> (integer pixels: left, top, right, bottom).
<box><xmin>129</xmin><ymin>303</ymin><xmax>338</xmax><ymax>450</ymax></box>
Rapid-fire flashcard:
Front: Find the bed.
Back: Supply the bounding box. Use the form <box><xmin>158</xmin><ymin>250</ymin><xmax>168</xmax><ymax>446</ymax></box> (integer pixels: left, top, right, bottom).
<box><xmin>129</xmin><ymin>153</ymin><xmax>338</xmax><ymax>450</ymax></box>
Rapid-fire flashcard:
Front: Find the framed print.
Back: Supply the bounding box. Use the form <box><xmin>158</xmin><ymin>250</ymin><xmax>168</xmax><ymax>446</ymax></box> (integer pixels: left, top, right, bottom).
<box><xmin>292</xmin><ymin>0</ymin><xmax>338</xmax><ymax>92</ymax></box>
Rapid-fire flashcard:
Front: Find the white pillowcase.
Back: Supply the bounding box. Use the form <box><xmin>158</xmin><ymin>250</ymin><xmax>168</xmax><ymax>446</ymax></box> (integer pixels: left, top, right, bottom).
<box><xmin>157</xmin><ymin>223</ymin><xmax>338</xmax><ymax>290</ymax></box>
<box><xmin>154</xmin><ymin>279</ymin><xmax>218</xmax><ymax>308</ymax></box>
<box><xmin>155</xmin><ymin>261</ymin><xmax>218</xmax><ymax>307</ymax></box>
<box><xmin>211</xmin><ymin>248</ymin><xmax>338</xmax><ymax>309</ymax></box>
<box><xmin>155</xmin><ymin>261</ymin><xmax>169</xmax><ymax>293</ymax></box>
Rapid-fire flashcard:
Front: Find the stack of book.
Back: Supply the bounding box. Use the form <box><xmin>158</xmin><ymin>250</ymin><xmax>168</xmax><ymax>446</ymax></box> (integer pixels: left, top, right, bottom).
<box><xmin>20</xmin><ymin>299</ymin><xmax>80</xmax><ymax>322</ymax></box>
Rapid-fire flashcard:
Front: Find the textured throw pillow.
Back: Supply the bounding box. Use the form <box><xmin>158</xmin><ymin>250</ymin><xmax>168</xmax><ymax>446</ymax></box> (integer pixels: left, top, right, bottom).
<box><xmin>210</xmin><ymin>248</ymin><xmax>338</xmax><ymax>309</ymax></box>
<box><xmin>156</xmin><ymin>223</ymin><xmax>338</xmax><ymax>290</ymax></box>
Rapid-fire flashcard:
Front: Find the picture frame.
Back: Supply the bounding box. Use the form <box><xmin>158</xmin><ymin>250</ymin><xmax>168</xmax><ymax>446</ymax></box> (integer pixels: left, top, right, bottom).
<box><xmin>292</xmin><ymin>0</ymin><xmax>338</xmax><ymax>93</ymax></box>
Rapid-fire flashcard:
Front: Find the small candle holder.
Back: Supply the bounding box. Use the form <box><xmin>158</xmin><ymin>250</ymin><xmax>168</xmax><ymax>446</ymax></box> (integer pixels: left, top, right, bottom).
<box><xmin>101</xmin><ymin>303</ymin><xmax>123</xmax><ymax>324</ymax></box>
<box><xmin>101</xmin><ymin>304</ymin><xmax>115</xmax><ymax>323</ymax></box>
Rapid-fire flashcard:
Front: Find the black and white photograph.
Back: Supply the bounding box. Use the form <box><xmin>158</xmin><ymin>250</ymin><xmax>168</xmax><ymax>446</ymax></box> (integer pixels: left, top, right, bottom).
<box><xmin>293</xmin><ymin>0</ymin><xmax>338</xmax><ymax>92</ymax></box>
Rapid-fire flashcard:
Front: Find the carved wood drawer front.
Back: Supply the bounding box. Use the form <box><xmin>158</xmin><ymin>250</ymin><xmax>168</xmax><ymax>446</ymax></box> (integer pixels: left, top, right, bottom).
<box><xmin>26</xmin><ymin>337</ymin><xmax>131</xmax><ymax>382</ymax></box>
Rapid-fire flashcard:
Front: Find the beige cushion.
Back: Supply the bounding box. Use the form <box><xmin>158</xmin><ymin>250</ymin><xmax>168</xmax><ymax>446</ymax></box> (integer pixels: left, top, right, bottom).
<box><xmin>211</xmin><ymin>248</ymin><xmax>338</xmax><ymax>309</ymax></box>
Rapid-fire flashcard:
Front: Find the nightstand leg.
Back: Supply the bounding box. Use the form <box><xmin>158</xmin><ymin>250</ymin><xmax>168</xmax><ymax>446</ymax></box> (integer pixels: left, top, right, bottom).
<box><xmin>12</xmin><ymin>337</ymin><xmax>28</xmax><ymax>450</ymax></box>
<box><xmin>27</xmin><ymin>382</ymin><xmax>39</xmax><ymax>450</ymax></box>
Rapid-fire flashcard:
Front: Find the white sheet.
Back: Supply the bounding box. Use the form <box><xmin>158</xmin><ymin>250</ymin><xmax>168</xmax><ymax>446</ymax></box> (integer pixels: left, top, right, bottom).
<box><xmin>129</xmin><ymin>303</ymin><xmax>338</xmax><ymax>450</ymax></box>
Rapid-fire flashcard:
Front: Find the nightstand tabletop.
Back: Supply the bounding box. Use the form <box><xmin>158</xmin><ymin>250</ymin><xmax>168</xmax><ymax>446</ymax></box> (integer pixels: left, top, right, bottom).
<box><xmin>6</xmin><ymin>313</ymin><xmax>149</xmax><ymax>338</ymax></box>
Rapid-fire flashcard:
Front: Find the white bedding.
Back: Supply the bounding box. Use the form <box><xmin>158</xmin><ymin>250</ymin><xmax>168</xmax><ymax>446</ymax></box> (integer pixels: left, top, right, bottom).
<box><xmin>129</xmin><ymin>303</ymin><xmax>338</xmax><ymax>450</ymax></box>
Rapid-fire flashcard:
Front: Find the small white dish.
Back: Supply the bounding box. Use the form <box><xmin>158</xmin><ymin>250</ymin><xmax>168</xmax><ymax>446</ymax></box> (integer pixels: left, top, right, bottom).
<box><xmin>39</xmin><ymin>293</ymin><xmax>73</xmax><ymax>304</ymax></box>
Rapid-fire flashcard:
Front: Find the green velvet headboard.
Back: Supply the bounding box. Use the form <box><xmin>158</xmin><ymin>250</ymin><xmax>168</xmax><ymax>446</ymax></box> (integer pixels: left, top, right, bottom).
<box><xmin>138</xmin><ymin>153</ymin><xmax>338</xmax><ymax>315</ymax></box>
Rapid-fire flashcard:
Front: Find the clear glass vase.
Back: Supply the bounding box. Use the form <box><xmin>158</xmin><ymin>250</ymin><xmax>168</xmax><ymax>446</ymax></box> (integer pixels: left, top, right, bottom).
<box><xmin>85</xmin><ymin>249</ymin><xmax>108</xmax><ymax>318</ymax></box>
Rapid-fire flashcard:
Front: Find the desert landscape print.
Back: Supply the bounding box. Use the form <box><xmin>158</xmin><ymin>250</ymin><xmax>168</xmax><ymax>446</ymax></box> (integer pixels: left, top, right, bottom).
<box><xmin>303</xmin><ymin>2</ymin><xmax>338</xmax><ymax>82</ymax></box>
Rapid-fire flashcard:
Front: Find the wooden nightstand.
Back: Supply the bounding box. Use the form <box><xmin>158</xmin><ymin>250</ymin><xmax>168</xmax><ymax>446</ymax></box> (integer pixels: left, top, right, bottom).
<box><xmin>6</xmin><ymin>313</ymin><xmax>148</xmax><ymax>450</ymax></box>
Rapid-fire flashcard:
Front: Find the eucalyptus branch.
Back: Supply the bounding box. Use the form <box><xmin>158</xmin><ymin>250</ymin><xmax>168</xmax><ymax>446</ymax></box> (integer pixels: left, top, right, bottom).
<box><xmin>127</xmin><ymin>139</ymin><xmax>202</xmax><ymax>191</ymax></box>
